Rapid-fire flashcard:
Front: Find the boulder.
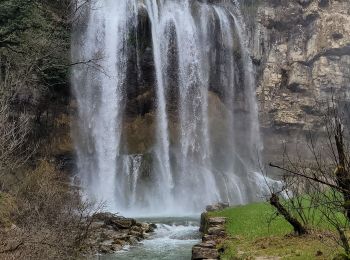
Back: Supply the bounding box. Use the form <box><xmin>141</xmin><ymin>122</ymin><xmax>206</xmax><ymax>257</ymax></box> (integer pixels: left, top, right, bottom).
<box><xmin>85</xmin><ymin>212</ymin><xmax>156</xmax><ymax>255</ymax></box>
<box><xmin>107</xmin><ymin>217</ymin><xmax>136</xmax><ymax>230</ymax></box>
<box><xmin>192</xmin><ymin>244</ymin><xmax>220</xmax><ymax>260</ymax></box>
<box><xmin>205</xmin><ymin>202</ymin><xmax>229</xmax><ymax>212</ymax></box>
<box><xmin>144</xmin><ymin>223</ymin><xmax>157</xmax><ymax>233</ymax></box>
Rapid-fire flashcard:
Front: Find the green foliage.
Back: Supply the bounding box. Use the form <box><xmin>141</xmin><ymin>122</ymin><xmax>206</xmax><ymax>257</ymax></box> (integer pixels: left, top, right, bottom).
<box><xmin>0</xmin><ymin>0</ymin><xmax>75</xmax><ymax>245</ymax></box>
<box><xmin>0</xmin><ymin>0</ymin><xmax>35</xmax><ymax>47</ymax></box>
<box><xmin>0</xmin><ymin>0</ymin><xmax>72</xmax><ymax>128</ymax></box>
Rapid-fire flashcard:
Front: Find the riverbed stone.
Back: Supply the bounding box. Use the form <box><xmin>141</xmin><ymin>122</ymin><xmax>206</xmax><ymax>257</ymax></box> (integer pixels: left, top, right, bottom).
<box><xmin>84</xmin><ymin>212</ymin><xmax>156</xmax><ymax>255</ymax></box>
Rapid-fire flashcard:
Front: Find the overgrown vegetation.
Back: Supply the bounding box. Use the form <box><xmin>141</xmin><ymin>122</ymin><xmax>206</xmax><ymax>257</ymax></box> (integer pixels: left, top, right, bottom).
<box><xmin>0</xmin><ymin>161</ymin><xmax>97</xmax><ymax>259</ymax></box>
<box><xmin>0</xmin><ymin>1</ymin><xmax>97</xmax><ymax>259</ymax></box>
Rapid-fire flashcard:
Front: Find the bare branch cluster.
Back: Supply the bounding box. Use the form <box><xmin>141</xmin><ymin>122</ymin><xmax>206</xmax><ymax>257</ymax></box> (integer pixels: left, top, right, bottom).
<box><xmin>268</xmin><ymin>98</ymin><xmax>350</xmax><ymax>256</ymax></box>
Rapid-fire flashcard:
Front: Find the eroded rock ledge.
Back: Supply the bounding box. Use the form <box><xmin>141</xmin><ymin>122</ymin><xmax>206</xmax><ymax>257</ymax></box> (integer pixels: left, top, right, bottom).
<box><xmin>83</xmin><ymin>212</ymin><xmax>156</xmax><ymax>255</ymax></box>
<box><xmin>192</xmin><ymin>203</ymin><xmax>228</xmax><ymax>260</ymax></box>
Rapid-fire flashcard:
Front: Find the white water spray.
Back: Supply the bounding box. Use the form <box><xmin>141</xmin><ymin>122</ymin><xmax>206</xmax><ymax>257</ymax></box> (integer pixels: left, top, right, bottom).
<box><xmin>72</xmin><ymin>0</ymin><xmax>272</xmax><ymax>215</ymax></box>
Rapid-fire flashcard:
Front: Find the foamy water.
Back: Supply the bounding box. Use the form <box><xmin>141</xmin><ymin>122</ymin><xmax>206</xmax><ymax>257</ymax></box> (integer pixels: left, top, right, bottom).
<box><xmin>98</xmin><ymin>217</ymin><xmax>201</xmax><ymax>260</ymax></box>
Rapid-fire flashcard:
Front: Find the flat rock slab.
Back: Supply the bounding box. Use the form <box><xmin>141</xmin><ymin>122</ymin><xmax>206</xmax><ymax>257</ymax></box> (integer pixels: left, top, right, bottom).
<box><xmin>208</xmin><ymin>217</ymin><xmax>226</xmax><ymax>225</ymax></box>
<box><xmin>107</xmin><ymin>217</ymin><xmax>136</xmax><ymax>229</ymax></box>
<box><xmin>207</xmin><ymin>227</ymin><xmax>225</xmax><ymax>236</ymax></box>
<box><xmin>192</xmin><ymin>245</ymin><xmax>220</xmax><ymax>260</ymax></box>
<box><xmin>197</xmin><ymin>241</ymin><xmax>216</xmax><ymax>248</ymax></box>
<box><xmin>202</xmin><ymin>234</ymin><xmax>221</xmax><ymax>242</ymax></box>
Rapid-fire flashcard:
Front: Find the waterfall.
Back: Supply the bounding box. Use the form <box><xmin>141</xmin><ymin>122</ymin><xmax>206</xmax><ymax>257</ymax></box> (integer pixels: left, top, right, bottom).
<box><xmin>72</xmin><ymin>0</ymin><xmax>271</xmax><ymax>215</ymax></box>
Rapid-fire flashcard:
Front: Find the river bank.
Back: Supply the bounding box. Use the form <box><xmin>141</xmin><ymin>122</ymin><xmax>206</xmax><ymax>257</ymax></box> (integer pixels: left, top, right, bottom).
<box><xmin>90</xmin><ymin>216</ymin><xmax>200</xmax><ymax>260</ymax></box>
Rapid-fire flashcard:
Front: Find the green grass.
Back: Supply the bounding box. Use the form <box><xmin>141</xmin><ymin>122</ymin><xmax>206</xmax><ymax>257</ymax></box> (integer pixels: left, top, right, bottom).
<box><xmin>209</xmin><ymin>202</ymin><xmax>343</xmax><ymax>259</ymax></box>
<box><xmin>210</xmin><ymin>202</ymin><xmax>293</xmax><ymax>239</ymax></box>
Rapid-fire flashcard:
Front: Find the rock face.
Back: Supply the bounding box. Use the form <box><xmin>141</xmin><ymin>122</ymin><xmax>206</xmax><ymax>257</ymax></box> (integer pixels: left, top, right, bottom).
<box><xmin>83</xmin><ymin>212</ymin><xmax>156</xmax><ymax>255</ymax></box>
<box><xmin>246</xmin><ymin>0</ymin><xmax>350</xmax><ymax>161</ymax></box>
<box><xmin>192</xmin><ymin>205</ymin><xmax>228</xmax><ymax>260</ymax></box>
<box><xmin>254</xmin><ymin>0</ymin><xmax>350</xmax><ymax>128</ymax></box>
<box><xmin>123</xmin><ymin>0</ymin><xmax>350</xmax><ymax>165</ymax></box>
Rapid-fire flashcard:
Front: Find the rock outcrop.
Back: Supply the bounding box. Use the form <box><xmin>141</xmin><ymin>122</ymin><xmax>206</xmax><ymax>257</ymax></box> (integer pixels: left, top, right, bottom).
<box><xmin>254</xmin><ymin>0</ymin><xmax>350</xmax><ymax>128</ymax></box>
<box><xmin>83</xmin><ymin>212</ymin><xmax>156</xmax><ymax>255</ymax></box>
<box><xmin>245</xmin><ymin>0</ymin><xmax>350</xmax><ymax>161</ymax></box>
<box><xmin>192</xmin><ymin>205</ymin><xmax>228</xmax><ymax>260</ymax></box>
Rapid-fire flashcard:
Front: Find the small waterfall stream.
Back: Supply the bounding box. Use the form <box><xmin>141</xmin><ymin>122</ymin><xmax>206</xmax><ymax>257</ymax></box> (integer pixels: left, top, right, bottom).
<box><xmin>72</xmin><ymin>0</ymin><xmax>273</xmax><ymax>215</ymax></box>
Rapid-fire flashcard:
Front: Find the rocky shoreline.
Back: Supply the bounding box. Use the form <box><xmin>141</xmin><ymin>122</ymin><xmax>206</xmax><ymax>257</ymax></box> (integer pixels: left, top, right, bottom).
<box><xmin>83</xmin><ymin>205</ymin><xmax>229</xmax><ymax>258</ymax></box>
<box><xmin>83</xmin><ymin>212</ymin><xmax>156</xmax><ymax>255</ymax></box>
<box><xmin>192</xmin><ymin>204</ymin><xmax>229</xmax><ymax>260</ymax></box>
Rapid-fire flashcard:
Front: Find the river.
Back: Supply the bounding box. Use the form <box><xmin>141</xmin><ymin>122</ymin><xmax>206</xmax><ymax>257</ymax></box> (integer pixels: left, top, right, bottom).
<box><xmin>97</xmin><ymin>217</ymin><xmax>200</xmax><ymax>260</ymax></box>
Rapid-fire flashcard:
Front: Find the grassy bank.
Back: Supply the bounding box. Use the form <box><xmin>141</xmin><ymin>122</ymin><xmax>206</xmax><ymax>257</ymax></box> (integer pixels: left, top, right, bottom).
<box><xmin>210</xmin><ymin>202</ymin><xmax>342</xmax><ymax>259</ymax></box>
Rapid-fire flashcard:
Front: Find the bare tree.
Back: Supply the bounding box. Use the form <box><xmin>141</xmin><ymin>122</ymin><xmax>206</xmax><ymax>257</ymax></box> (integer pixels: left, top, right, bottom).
<box><xmin>268</xmin><ymin>99</ymin><xmax>350</xmax><ymax>256</ymax></box>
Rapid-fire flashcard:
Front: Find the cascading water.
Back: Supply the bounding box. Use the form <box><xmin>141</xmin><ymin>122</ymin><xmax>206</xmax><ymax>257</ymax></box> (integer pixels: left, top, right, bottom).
<box><xmin>72</xmin><ymin>0</ymin><xmax>272</xmax><ymax>215</ymax></box>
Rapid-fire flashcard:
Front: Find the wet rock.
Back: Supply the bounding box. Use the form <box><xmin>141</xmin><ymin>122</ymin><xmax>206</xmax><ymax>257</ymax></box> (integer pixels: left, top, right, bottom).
<box><xmin>111</xmin><ymin>233</ymin><xmax>130</xmax><ymax>241</ymax></box>
<box><xmin>205</xmin><ymin>202</ymin><xmax>229</xmax><ymax>212</ymax></box>
<box><xmin>85</xmin><ymin>212</ymin><xmax>156</xmax><ymax>255</ymax></box>
<box><xmin>146</xmin><ymin>223</ymin><xmax>157</xmax><ymax>232</ymax></box>
<box><xmin>108</xmin><ymin>217</ymin><xmax>136</xmax><ymax>230</ymax></box>
<box><xmin>193</xmin><ymin>208</ymin><xmax>227</xmax><ymax>259</ymax></box>
<box><xmin>128</xmin><ymin>230</ymin><xmax>144</xmax><ymax>239</ymax></box>
<box><xmin>199</xmin><ymin>212</ymin><xmax>209</xmax><ymax>233</ymax></box>
<box><xmin>129</xmin><ymin>236</ymin><xmax>140</xmax><ymax>245</ymax></box>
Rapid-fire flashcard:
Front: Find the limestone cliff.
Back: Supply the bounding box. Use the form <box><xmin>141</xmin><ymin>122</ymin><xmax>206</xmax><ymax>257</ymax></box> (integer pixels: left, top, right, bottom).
<box><xmin>248</xmin><ymin>0</ymin><xmax>350</xmax><ymax>160</ymax></box>
<box><xmin>253</xmin><ymin>0</ymin><xmax>350</xmax><ymax>128</ymax></box>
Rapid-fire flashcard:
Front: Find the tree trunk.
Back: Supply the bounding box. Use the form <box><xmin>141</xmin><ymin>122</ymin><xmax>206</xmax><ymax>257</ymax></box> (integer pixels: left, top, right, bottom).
<box><xmin>270</xmin><ymin>193</ymin><xmax>308</xmax><ymax>235</ymax></box>
<box><xmin>334</xmin><ymin>121</ymin><xmax>350</xmax><ymax>221</ymax></box>
<box><xmin>337</xmin><ymin>227</ymin><xmax>350</xmax><ymax>256</ymax></box>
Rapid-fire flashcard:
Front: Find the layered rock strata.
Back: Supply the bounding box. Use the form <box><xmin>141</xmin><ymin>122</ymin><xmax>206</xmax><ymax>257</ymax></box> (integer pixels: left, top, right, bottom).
<box><xmin>245</xmin><ymin>0</ymin><xmax>350</xmax><ymax>162</ymax></box>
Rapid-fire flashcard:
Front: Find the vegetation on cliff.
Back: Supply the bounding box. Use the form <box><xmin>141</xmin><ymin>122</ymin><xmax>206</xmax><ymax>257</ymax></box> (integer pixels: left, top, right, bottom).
<box><xmin>0</xmin><ymin>1</ymin><xmax>97</xmax><ymax>259</ymax></box>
